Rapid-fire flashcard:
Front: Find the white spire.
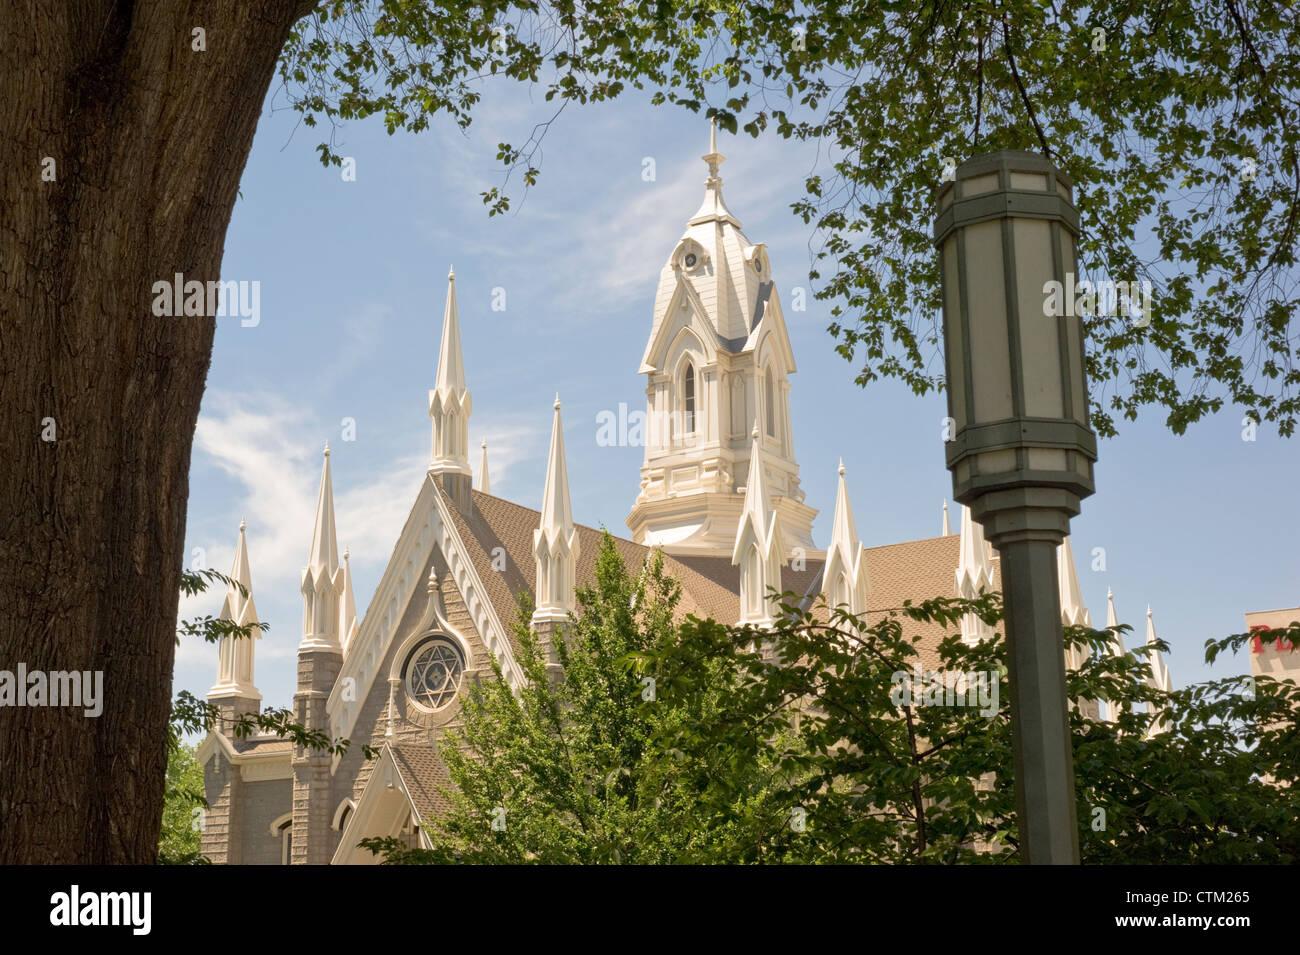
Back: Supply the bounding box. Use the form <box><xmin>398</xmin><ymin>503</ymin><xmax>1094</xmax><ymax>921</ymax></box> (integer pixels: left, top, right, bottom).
<box><xmin>823</xmin><ymin>459</ymin><xmax>869</xmax><ymax>617</ymax></box>
<box><xmin>703</xmin><ymin>117</ymin><xmax>725</xmax><ymax>180</ymax></box>
<box><xmin>1145</xmin><ymin>604</ymin><xmax>1172</xmax><ymax>735</ymax></box>
<box><xmin>478</xmin><ymin>439</ymin><xmax>490</xmax><ymax>494</ymax></box>
<box><xmin>540</xmin><ymin>395</ymin><xmax>573</xmax><ymax>537</ymax></box>
<box><xmin>429</xmin><ymin>266</ymin><xmax>472</xmax><ymax>475</ymax></box>
<box><xmin>955</xmin><ymin>505</ymin><xmax>995</xmax><ymax>644</ymax></box>
<box><xmin>942</xmin><ymin>499</ymin><xmax>951</xmax><ymax>536</ymax></box>
<box><xmin>732</xmin><ymin>423</ymin><xmax>786</xmax><ymax>627</ymax></box>
<box><xmin>339</xmin><ymin>546</ymin><xmax>359</xmax><ymax>656</ymax></box>
<box><xmin>1057</xmin><ymin>536</ymin><xmax>1092</xmax><ymax>673</ymax></box>
<box><xmin>209</xmin><ymin>519</ymin><xmax>261</xmax><ymax>701</ymax></box>
<box><xmin>301</xmin><ymin>444</ymin><xmax>343</xmax><ymax>652</ymax></box>
<box><xmin>1057</xmin><ymin>536</ymin><xmax>1091</xmax><ymax>628</ymax></box>
<box><xmin>690</xmin><ymin>117</ymin><xmax>739</xmax><ymax>226</ymax></box>
<box><xmin>533</xmin><ymin>396</ymin><xmax>580</xmax><ymax>624</ymax></box>
<box><xmin>1103</xmin><ymin>587</ymin><xmax>1127</xmax><ymax>724</ymax></box>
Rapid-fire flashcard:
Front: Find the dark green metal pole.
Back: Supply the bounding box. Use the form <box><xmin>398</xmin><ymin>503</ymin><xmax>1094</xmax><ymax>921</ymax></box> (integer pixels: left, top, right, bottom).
<box><xmin>997</xmin><ymin>537</ymin><xmax>1080</xmax><ymax>864</ymax></box>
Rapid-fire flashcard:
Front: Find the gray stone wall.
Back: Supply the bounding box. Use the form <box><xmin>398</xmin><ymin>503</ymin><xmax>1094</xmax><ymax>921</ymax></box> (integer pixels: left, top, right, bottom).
<box><xmin>239</xmin><ymin>778</ymin><xmax>293</xmax><ymax>865</ymax></box>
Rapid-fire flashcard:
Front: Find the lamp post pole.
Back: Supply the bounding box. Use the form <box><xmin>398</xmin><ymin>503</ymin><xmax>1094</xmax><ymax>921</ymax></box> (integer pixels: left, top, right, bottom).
<box><xmin>934</xmin><ymin>151</ymin><xmax>1098</xmax><ymax>864</ymax></box>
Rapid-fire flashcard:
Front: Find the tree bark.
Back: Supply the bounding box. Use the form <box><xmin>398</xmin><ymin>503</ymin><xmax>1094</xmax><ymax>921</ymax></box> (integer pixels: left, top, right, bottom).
<box><xmin>0</xmin><ymin>0</ymin><xmax>313</xmax><ymax>864</ymax></box>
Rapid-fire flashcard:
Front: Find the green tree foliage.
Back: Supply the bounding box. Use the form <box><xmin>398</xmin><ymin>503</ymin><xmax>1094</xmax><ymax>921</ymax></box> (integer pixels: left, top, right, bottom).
<box><xmin>640</xmin><ymin>595</ymin><xmax>1300</xmax><ymax>863</ymax></box>
<box><xmin>361</xmin><ymin>532</ymin><xmax>788</xmax><ymax>863</ymax></box>
<box><xmin>364</xmin><ymin>567</ymin><xmax>1300</xmax><ymax>863</ymax></box>
<box><xmin>282</xmin><ymin>1</ymin><xmax>1299</xmax><ymax>437</ymax></box>
<box><xmin>157</xmin><ymin>739</ymin><xmax>207</xmax><ymax>865</ymax></box>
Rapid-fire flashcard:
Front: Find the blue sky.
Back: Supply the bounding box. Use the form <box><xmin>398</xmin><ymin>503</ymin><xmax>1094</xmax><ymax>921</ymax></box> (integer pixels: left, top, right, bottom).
<box><xmin>174</xmin><ymin>82</ymin><xmax>1298</xmax><ymax>714</ymax></box>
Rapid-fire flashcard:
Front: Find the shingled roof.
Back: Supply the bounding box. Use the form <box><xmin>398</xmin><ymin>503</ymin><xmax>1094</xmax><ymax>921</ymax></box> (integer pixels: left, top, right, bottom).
<box><xmin>436</xmin><ymin>485</ymin><xmax>749</xmax><ymax>642</ymax></box>
<box><xmin>435</xmin><ymin>484</ymin><xmax>992</xmax><ymax>673</ymax></box>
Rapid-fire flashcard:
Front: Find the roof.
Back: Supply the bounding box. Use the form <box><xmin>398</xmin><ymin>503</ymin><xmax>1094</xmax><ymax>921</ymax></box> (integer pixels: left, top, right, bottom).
<box><xmin>436</xmin><ymin>485</ymin><xmax>746</xmax><ymax>642</ymax></box>
<box><xmin>862</xmin><ymin>534</ymin><xmax>1002</xmax><ymax>670</ymax></box>
<box><xmin>231</xmin><ymin>737</ymin><xmax>293</xmax><ymax>755</ymax></box>
<box><xmin>389</xmin><ymin>742</ymin><xmax>454</xmax><ymax>823</ymax></box>
<box><xmin>436</xmin><ymin>485</ymin><xmax>987</xmax><ymax>672</ymax></box>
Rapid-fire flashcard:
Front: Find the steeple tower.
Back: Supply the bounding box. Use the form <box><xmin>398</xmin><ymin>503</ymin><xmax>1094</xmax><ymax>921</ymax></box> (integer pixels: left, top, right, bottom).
<box><xmin>293</xmin><ymin>444</ymin><xmax>347</xmax><ymax>864</ymax></box>
<box><xmin>823</xmin><ymin>460</ymin><xmax>869</xmax><ymax>617</ymax></box>
<box><xmin>533</xmin><ymin>396</ymin><xmax>580</xmax><ymax>628</ymax></box>
<box><xmin>955</xmin><ymin>505</ymin><xmax>996</xmax><ymax>644</ymax></box>
<box><xmin>627</xmin><ymin>121</ymin><xmax>816</xmax><ymax>557</ymax></box>
<box><xmin>300</xmin><ymin>445</ymin><xmax>342</xmax><ymax>652</ymax></box>
<box><xmin>208</xmin><ymin>518</ymin><xmax>262</xmax><ymax>724</ymax></box>
<box><xmin>733</xmin><ymin>423</ymin><xmax>786</xmax><ymax>627</ymax></box>
<box><xmin>429</xmin><ymin>266</ymin><xmax>473</xmax><ymax>508</ymax></box>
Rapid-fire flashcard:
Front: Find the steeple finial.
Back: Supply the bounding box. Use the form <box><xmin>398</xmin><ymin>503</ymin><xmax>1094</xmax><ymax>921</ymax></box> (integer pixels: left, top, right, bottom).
<box><xmin>209</xmin><ymin>519</ymin><xmax>261</xmax><ymax>704</ymax></box>
<box><xmin>1144</xmin><ymin>605</ymin><xmax>1172</xmax><ymax>735</ymax></box>
<box><xmin>300</xmin><ymin>445</ymin><xmax>343</xmax><ymax>653</ymax></box>
<box><xmin>824</xmin><ymin>460</ymin><xmax>869</xmax><ymax>616</ymax></box>
<box><xmin>955</xmin><ymin>505</ymin><xmax>996</xmax><ymax>644</ymax></box>
<box><xmin>429</xmin><ymin>265</ymin><xmax>472</xmax><ymax>475</ymax></box>
<box><xmin>703</xmin><ymin>116</ymin><xmax>725</xmax><ymax>181</ymax></box>
<box><xmin>540</xmin><ymin>396</ymin><xmax>573</xmax><ymax>537</ymax></box>
<box><xmin>732</xmin><ymin>422</ymin><xmax>785</xmax><ymax>627</ymax></box>
<box><xmin>307</xmin><ymin>445</ymin><xmax>339</xmax><ymax>578</ymax></box>
<box><xmin>339</xmin><ymin>545</ymin><xmax>358</xmax><ymax>655</ymax></box>
<box><xmin>942</xmin><ymin>499</ymin><xmax>951</xmax><ymax>536</ymax></box>
<box><xmin>478</xmin><ymin>439</ymin><xmax>490</xmax><ymax>494</ymax></box>
<box><xmin>533</xmin><ymin>395</ymin><xmax>580</xmax><ymax>625</ymax></box>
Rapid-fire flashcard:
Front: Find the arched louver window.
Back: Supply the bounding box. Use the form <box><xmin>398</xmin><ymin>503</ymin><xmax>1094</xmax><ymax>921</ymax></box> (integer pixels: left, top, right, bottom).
<box><xmin>684</xmin><ymin>363</ymin><xmax>696</xmax><ymax>435</ymax></box>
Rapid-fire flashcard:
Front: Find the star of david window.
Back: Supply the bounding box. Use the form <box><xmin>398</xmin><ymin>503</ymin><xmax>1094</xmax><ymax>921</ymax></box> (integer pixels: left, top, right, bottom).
<box><xmin>404</xmin><ymin>638</ymin><xmax>464</xmax><ymax>711</ymax></box>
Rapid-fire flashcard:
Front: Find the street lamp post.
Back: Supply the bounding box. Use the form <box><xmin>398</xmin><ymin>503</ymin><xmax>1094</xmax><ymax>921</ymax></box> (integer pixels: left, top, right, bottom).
<box><xmin>933</xmin><ymin>150</ymin><xmax>1098</xmax><ymax>865</ymax></box>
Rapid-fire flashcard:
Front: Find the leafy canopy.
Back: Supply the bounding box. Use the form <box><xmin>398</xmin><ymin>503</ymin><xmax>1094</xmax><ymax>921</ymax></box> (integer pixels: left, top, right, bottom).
<box><xmin>282</xmin><ymin>0</ymin><xmax>1300</xmax><ymax>436</ymax></box>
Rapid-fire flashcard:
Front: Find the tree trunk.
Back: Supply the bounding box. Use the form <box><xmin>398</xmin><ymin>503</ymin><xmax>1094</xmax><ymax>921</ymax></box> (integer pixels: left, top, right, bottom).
<box><xmin>0</xmin><ymin>0</ymin><xmax>312</xmax><ymax>864</ymax></box>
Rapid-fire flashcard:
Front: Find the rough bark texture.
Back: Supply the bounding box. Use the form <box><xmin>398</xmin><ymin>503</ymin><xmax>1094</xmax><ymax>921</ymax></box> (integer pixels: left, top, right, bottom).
<box><xmin>0</xmin><ymin>0</ymin><xmax>313</xmax><ymax>864</ymax></box>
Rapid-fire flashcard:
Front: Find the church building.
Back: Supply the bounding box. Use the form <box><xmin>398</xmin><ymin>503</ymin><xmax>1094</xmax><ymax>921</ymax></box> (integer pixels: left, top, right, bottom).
<box><xmin>197</xmin><ymin>126</ymin><xmax>1164</xmax><ymax>864</ymax></box>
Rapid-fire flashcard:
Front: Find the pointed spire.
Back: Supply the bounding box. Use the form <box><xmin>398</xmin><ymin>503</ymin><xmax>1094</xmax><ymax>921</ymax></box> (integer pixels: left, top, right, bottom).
<box><xmin>1103</xmin><ymin>587</ymin><xmax>1127</xmax><ymax>725</ymax></box>
<box><xmin>210</xmin><ymin>520</ymin><xmax>261</xmax><ymax>703</ymax></box>
<box><xmin>478</xmin><ymin>439</ymin><xmax>490</xmax><ymax>494</ymax></box>
<box><xmin>307</xmin><ymin>444</ymin><xmax>339</xmax><ymax>579</ymax></box>
<box><xmin>955</xmin><ymin>505</ymin><xmax>996</xmax><ymax>644</ymax></box>
<box><xmin>740</xmin><ymin>420</ymin><xmax>771</xmax><ymax>528</ymax></box>
<box><xmin>301</xmin><ymin>444</ymin><xmax>343</xmax><ymax>652</ymax></box>
<box><xmin>733</xmin><ymin>422</ymin><xmax>785</xmax><ymax>627</ymax></box>
<box><xmin>339</xmin><ymin>547</ymin><xmax>359</xmax><ymax>655</ymax></box>
<box><xmin>691</xmin><ymin>118</ymin><xmax>739</xmax><ymax>226</ymax></box>
<box><xmin>703</xmin><ymin>116</ymin><xmax>725</xmax><ymax>181</ymax></box>
<box><xmin>1145</xmin><ymin>605</ymin><xmax>1172</xmax><ymax>735</ymax></box>
<box><xmin>429</xmin><ymin>266</ymin><xmax>472</xmax><ymax>475</ymax></box>
<box><xmin>942</xmin><ymin>499</ymin><xmax>951</xmax><ymax>536</ymax></box>
<box><xmin>435</xmin><ymin>266</ymin><xmax>467</xmax><ymax>395</ymax></box>
<box><xmin>539</xmin><ymin>396</ymin><xmax>573</xmax><ymax>538</ymax></box>
<box><xmin>533</xmin><ymin>395</ymin><xmax>580</xmax><ymax>624</ymax></box>
<box><xmin>1057</xmin><ymin>536</ymin><xmax>1091</xmax><ymax>628</ymax></box>
<box><xmin>824</xmin><ymin>460</ymin><xmax>869</xmax><ymax>616</ymax></box>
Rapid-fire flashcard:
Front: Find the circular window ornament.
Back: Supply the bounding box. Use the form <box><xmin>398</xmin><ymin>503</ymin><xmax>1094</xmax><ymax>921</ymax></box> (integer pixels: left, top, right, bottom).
<box><xmin>684</xmin><ymin>252</ymin><xmax>698</xmax><ymax>269</ymax></box>
<box><xmin>404</xmin><ymin>638</ymin><xmax>464</xmax><ymax>711</ymax></box>
<box><xmin>752</xmin><ymin>255</ymin><xmax>763</xmax><ymax>274</ymax></box>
